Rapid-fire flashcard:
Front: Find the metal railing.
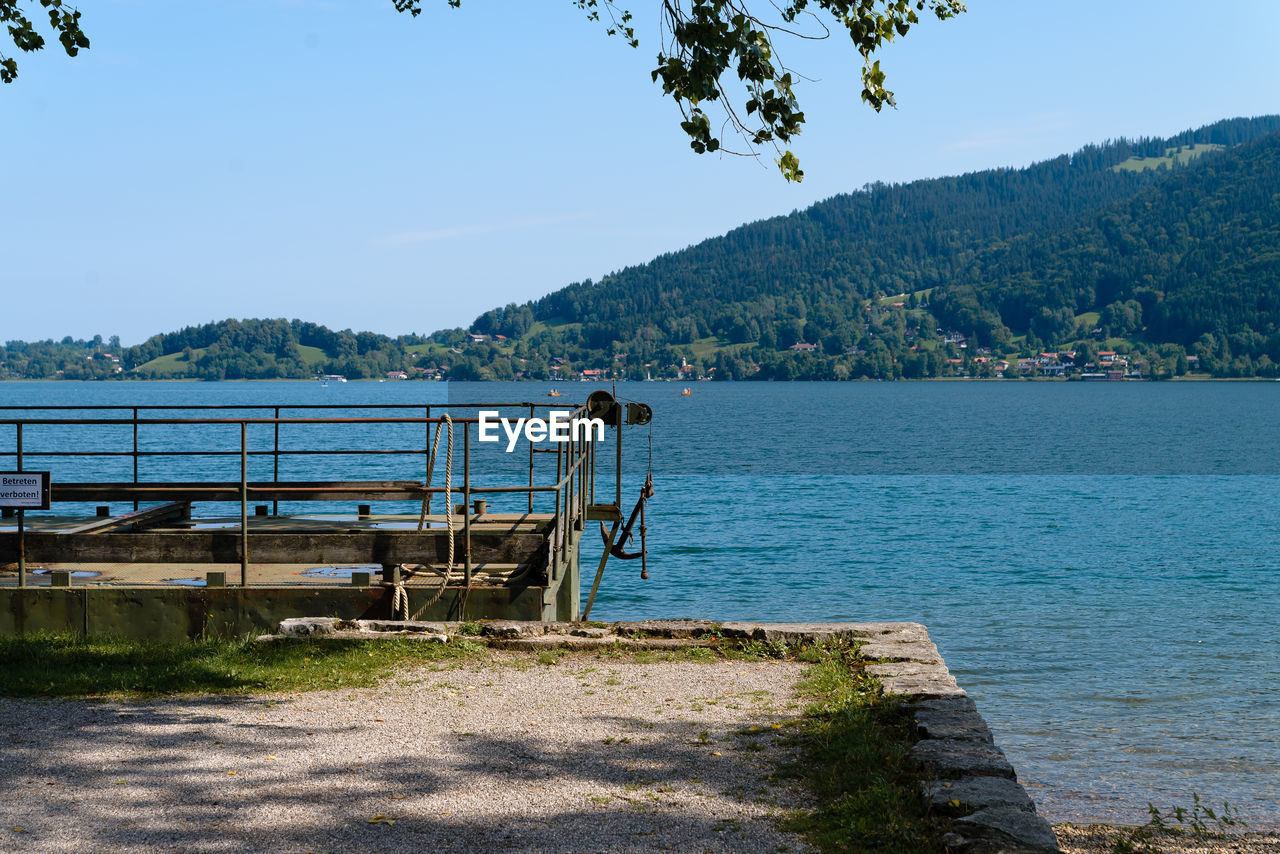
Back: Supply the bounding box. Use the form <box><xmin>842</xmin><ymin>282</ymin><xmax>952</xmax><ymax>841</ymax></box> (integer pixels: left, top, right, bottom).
<box><xmin>0</xmin><ymin>402</ymin><xmax>609</xmax><ymax>588</ymax></box>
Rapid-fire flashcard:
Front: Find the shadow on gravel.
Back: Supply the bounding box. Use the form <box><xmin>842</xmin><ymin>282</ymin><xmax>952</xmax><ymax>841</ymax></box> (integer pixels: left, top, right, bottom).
<box><xmin>0</xmin><ymin>695</ymin><xmax>806</xmax><ymax>854</ymax></box>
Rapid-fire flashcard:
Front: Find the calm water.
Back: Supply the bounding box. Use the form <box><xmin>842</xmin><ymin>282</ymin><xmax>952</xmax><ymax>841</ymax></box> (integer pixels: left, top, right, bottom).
<box><xmin>2</xmin><ymin>380</ymin><xmax>1278</xmax><ymax>826</ymax></box>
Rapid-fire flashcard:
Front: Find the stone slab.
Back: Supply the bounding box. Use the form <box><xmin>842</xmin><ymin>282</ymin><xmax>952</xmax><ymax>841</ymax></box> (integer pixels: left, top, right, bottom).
<box><xmin>858</xmin><ymin>641</ymin><xmax>943</xmax><ymax>663</ymax></box>
<box><xmin>277</xmin><ymin>617</ymin><xmax>347</xmax><ymax>636</ymax></box>
<box><xmin>358</xmin><ymin>619</ymin><xmax>450</xmax><ymax>635</ymax></box>
<box><xmin>879</xmin><ymin>674</ymin><xmax>966</xmax><ymax>699</ymax></box>
<box><xmin>926</xmin><ymin>776</ymin><xmax>1034</xmax><ymax>812</ymax></box>
<box><xmin>612</xmin><ymin>619</ymin><xmax>721</xmax><ymax>638</ymax></box>
<box><xmin>909</xmin><ymin>695</ymin><xmax>978</xmax><ymax>714</ymax></box>
<box><xmin>485</xmin><ymin>635</ymin><xmax>717</xmax><ymax>651</ymax></box>
<box><xmin>913</xmin><ymin>708</ymin><xmax>995</xmax><ymax>743</ymax></box>
<box><xmin>866</xmin><ymin>661</ymin><xmax>953</xmax><ymax>678</ymax></box>
<box><xmin>953</xmin><ymin>806</ymin><xmax>1061</xmax><ymax>853</ymax></box>
<box><xmin>480</xmin><ymin>620</ymin><xmax>556</xmax><ymax>638</ymax></box>
<box><xmin>909</xmin><ymin>738</ymin><xmax>1017</xmax><ymax>780</ymax></box>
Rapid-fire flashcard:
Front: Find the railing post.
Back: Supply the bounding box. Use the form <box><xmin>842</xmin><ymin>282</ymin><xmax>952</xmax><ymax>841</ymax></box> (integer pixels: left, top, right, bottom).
<box><xmin>16</xmin><ymin>423</ymin><xmax>25</xmax><ymax>589</ymax></box>
<box><xmin>424</xmin><ymin>406</ymin><xmax>433</xmax><ymax>516</ymax></box>
<box><xmin>565</xmin><ymin>427</ymin><xmax>574</xmax><ymax>532</ymax></box>
<box><xmin>579</xmin><ymin>426</ymin><xmax>587</xmax><ymax>530</ymax></box>
<box><xmin>527</xmin><ymin>404</ymin><xmax>535</xmax><ymax>514</ymax></box>
<box><xmin>462</xmin><ymin>423</ymin><xmax>471</xmax><ymax>587</ymax></box>
<box><xmin>132</xmin><ymin>407</ymin><xmax>139</xmax><ymax>511</ymax></box>
<box><xmin>272</xmin><ymin>407</ymin><xmax>280</xmax><ymax>516</ymax></box>
<box><xmin>554</xmin><ymin>440</ymin><xmax>563</xmax><ymax>576</ymax></box>
<box><xmin>615</xmin><ymin>403</ymin><xmax>623</xmax><ymax>507</ymax></box>
<box><xmin>240</xmin><ymin>421</ymin><xmax>248</xmax><ymax>587</ymax></box>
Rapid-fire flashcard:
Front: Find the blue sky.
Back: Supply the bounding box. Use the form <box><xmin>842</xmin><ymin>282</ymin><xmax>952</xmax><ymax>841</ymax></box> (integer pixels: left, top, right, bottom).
<box><xmin>3</xmin><ymin>0</ymin><xmax>1279</xmax><ymax>345</ymax></box>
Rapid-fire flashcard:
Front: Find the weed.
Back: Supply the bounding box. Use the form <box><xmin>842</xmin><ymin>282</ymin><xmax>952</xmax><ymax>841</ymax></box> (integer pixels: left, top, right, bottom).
<box><xmin>455</xmin><ymin>621</ymin><xmax>483</xmax><ymax>636</ymax></box>
<box><xmin>1151</xmin><ymin>794</ymin><xmax>1244</xmax><ymax>837</ymax></box>
<box><xmin>1108</xmin><ymin>794</ymin><xmax>1250</xmax><ymax>851</ymax></box>
<box><xmin>683</xmin><ymin>646</ymin><xmax>716</xmax><ymax>663</ymax></box>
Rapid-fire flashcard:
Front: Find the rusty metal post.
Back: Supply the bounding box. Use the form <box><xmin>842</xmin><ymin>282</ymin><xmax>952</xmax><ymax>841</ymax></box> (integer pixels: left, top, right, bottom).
<box><xmin>16</xmin><ymin>423</ymin><xmax>25</xmax><ymax>588</ymax></box>
<box><xmin>554</xmin><ymin>439</ymin><xmax>563</xmax><ymax>575</ymax></box>
<box><xmin>566</xmin><ymin>426</ymin><xmax>575</xmax><ymax>532</ymax></box>
<box><xmin>582</xmin><ymin>521</ymin><xmax>619</xmax><ymax>621</ymax></box>
<box><xmin>272</xmin><ymin>406</ymin><xmax>280</xmax><ymax>516</ymax></box>
<box><xmin>132</xmin><ymin>407</ymin><xmax>139</xmax><ymax>511</ymax></box>
<box><xmin>462</xmin><ymin>423</ymin><xmax>471</xmax><ymax>586</ymax></box>
<box><xmin>578</xmin><ymin>424</ymin><xmax>587</xmax><ymax>530</ymax></box>
<box><xmin>614</xmin><ymin>402</ymin><xmax>623</xmax><ymax>507</ymax></box>
<box><xmin>240</xmin><ymin>421</ymin><xmax>248</xmax><ymax>587</ymax></box>
<box><xmin>527</xmin><ymin>404</ymin><xmax>535</xmax><ymax>514</ymax></box>
<box><xmin>423</xmin><ymin>406</ymin><xmax>433</xmax><ymax>516</ymax></box>
<box><xmin>423</xmin><ymin>405</ymin><xmax>430</xmax><ymax>505</ymax></box>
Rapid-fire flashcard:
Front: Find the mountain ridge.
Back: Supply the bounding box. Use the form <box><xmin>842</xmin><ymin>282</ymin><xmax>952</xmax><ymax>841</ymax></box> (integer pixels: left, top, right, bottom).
<box><xmin>4</xmin><ymin>114</ymin><xmax>1280</xmax><ymax>381</ymax></box>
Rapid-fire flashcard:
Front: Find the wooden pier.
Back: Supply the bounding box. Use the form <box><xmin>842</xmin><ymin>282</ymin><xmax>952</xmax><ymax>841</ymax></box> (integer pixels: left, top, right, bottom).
<box><xmin>0</xmin><ymin>397</ymin><xmax>646</xmax><ymax>639</ymax></box>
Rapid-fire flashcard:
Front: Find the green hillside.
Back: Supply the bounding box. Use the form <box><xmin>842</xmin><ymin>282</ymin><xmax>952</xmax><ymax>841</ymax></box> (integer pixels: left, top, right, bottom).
<box><xmin>134</xmin><ymin>347</ymin><xmax>209</xmax><ymax>377</ymax></box>
<box><xmin>464</xmin><ymin>115</ymin><xmax>1280</xmax><ymax>379</ymax></box>
<box><xmin>1113</xmin><ymin>142</ymin><xmax>1225</xmax><ymax>172</ymax></box>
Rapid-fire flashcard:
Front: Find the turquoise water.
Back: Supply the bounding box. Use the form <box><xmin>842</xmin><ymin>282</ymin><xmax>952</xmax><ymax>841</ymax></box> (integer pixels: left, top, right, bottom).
<box><xmin>3</xmin><ymin>380</ymin><xmax>1278</xmax><ymax>826</ymax></box>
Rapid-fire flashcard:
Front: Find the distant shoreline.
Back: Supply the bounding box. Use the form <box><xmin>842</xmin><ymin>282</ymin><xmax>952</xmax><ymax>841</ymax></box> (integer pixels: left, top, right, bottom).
<box><xmin>1</xmin><ymin>375</ymin><xmax>1276</xmax><ymax>384</ymax></box>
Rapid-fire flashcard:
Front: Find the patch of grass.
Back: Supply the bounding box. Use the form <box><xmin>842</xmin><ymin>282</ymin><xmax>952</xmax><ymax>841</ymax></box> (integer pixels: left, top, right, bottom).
<box><xmin>1112</xmin><ymin>143</ymin><xmax>1224</xmax><ymax>172</ymax></box>
<box><xmin>133</xmin><ymin>348</ymin><xmax>207</xmax><ymax>376</ymax></box>
<box><xmin>780</xmin><ymin>640</ymin><xmax>947</xmax><ymax>853</ymax></box>
<box><xmin>680</xmin><ymin>646</ymin><xmax>717</xmax><ymax>663</ymax></box>
<box><xmin>296</xmin><ymin>344</ymin><xmax>328</xmax><ymax>366</ymax></box>
<box><xmin>1075</xmin><ymin>311</ymin><xmax>1101</xmax><ymax>329</ymax></box>
<box><xmin>455</xmin><ymin>621</ymin><xmax>483</xmax><ymax>636</ymax></box>
<box><xmin>0</xmin><ymin>632</ymin><xmax>485</xmax><ymax>698</ymax></box>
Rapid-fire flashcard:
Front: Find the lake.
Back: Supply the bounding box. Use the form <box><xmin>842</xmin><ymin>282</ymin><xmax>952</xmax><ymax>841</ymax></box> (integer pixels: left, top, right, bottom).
<box><xmin>2</xmin><ymin>379</ymin><xmax>1278</xmax><ymax>827</ymax></box>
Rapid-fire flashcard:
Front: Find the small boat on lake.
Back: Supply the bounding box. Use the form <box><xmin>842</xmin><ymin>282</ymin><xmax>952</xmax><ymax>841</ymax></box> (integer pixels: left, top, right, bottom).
<box><xmin>547</xmin><ymin>389</ymin><xmax>563</xmax><ymax>397</ymax></box>
<box><xmin>680</xmin><ymin>387</ymin><xmax>692</xmax><ymax>396</ymax></box>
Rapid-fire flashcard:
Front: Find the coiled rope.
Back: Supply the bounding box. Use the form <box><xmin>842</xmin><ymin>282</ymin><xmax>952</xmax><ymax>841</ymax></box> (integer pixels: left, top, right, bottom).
<box><xmin>391</xmin><ymin>414</ymin><xmax>455</xmax><ymax>620</ymax></box>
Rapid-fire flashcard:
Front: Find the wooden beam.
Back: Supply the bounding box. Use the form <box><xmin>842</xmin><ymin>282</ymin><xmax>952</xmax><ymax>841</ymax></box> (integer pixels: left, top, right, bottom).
<box><xmin>61</xmin><ymin>501</ymin><xmax>190</xmax><ymax>535</ymax></box>
<box><xmin>0</xmin><ymin>530</ymin><xmax>544</xmax><ymax>565</ymax></box>
<box><xmin>51</xmin><ymin>481</ymin><xmax>429</xmax><ymax>503</ymax></box>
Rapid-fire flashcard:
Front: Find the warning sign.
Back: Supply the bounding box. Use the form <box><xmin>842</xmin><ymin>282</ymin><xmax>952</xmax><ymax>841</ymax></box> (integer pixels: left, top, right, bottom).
<box><xmin>0</xmin><ymin>472</ymin><xmax>51</xmax><ymax>510</ymax></box>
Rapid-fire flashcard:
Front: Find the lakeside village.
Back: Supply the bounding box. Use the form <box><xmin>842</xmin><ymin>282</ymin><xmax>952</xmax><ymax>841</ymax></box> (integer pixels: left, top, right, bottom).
<box><xmin>2</xmin><ymin>330</ymin><xmax>1188</xmax><ymax>382</ymax></box>
<box><xmin>418</xmin><ymin>331</ymin><xmax>1159</xmax><ymax>382</ymax></box>
<box><xmin>0</xmin><ymin>316</ymin><xmax>1213</xmax><ymax>383</ymax></box>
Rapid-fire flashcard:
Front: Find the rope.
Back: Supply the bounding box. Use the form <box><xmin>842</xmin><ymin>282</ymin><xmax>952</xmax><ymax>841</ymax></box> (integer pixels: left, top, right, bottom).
<box><xmin>400</xmin><ymin>414</ymin><xmax>454</xmax><ymax>620</ymax></box>
<box><xmin>390</xmin><ymin>581</ymin><xmax>409</xmax><ymax>620</ymax></box>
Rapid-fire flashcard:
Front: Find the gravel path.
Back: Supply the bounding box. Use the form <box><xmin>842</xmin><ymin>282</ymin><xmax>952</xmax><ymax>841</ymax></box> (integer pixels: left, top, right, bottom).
<box><xmin>0</xmin><ymin>655</ymin><xmax>815</xmax><ymax>853</ymax></box>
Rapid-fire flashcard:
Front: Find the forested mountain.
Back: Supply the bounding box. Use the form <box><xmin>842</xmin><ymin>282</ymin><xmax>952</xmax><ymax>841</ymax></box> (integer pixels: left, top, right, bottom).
<box><xmin>0</xmin><ymin>320</ymin><xmax>434</xmax><ymax>381</ymax></box>
<box><xmin>4</xmin><ymin>115</ymin><xmax>1280</xmax><ymax>381</ymax></box>
<box><xmin>471</xmin><ymin>115</ymin><xmax>1280</xmax><ymax>380</ymax></box>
